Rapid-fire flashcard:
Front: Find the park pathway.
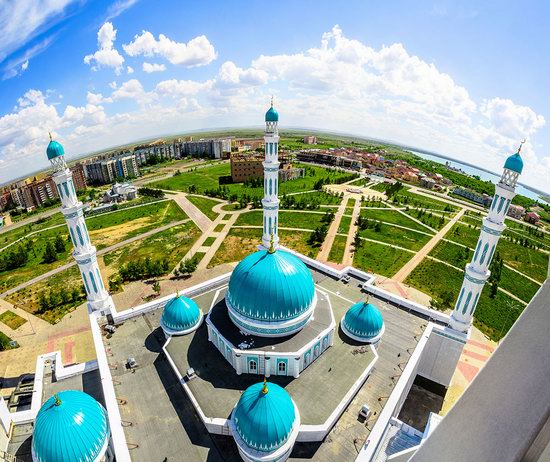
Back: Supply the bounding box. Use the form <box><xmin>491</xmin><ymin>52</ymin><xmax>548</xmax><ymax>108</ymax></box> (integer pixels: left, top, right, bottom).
<box><xmin>317</xmin><ymin>195</ymin><xmax>350</xmax><ymax>262</ymax></box>
<box><xmin>167</xmin><ymin>191</ymin><xmax>212</xmax><ymax>232</ymax></box>
<box><xmin>392</xmin><ymin>208</ymin><xmax>466</xmax><ymax>283</ymax></box>
<box><xmin>342</xmin><ymin>195</ymin><xmax>362</xmax><ymax>266</ymax></box>
<box><xmin>0</xmin><ymin>219</ymin><xmax>190</xmax><ymax>298</ymax></box>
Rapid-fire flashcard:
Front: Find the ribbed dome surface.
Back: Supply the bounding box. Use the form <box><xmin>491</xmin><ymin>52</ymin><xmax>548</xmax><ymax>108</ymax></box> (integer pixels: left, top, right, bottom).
<box><xmin>342</xmin><ymin>301</ymin><xmax>384</xmax><ymax>342</ymax></box>
<box><xmin>265</xmin><ymin>106</ymin><xmax>279</xmax><ymax>122</ymax></box>
<box><xmin>46</xmin><ymin>140</ymin><xmax>65</xmax><ymax>160</ymax></box>
<box><xmin>227</xmin><ymin>249</ymin><xmax>315</xmax><ymax>322</ymax></box>
<box><xmin>504</xmin><ymin>152</ymin><xmax>523</xmax><ymax>173</ymax></box>
<box><xmin>32</xmin><ymin>390</ymin><xmax>109</xmax><ymax>462</ymax></box>
<box><xmin>233</xmin><ymin>381</ymin><xmax>296</xmax><ymax>453</ymax></box>
<box><xmin>161</xmin><ymin>294</ymin><xmax>201</xmax><ymax>334</ymax></box>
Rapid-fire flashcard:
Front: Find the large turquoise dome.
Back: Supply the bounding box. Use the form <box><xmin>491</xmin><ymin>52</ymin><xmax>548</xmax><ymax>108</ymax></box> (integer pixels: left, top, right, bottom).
<box><xmin>226</xmin><ymin>248</ymin><xmax>316</xmax><ymax>337</ymax></box>
<box><xmin>46</xmin><ymin>140</ymin><xmax>65</xmax><ymax>160</ymax></box>
<box><xmin>232</xmin><ymin>381</ymin><xmax>297</xmax><ymax>453</ymax></box>
<box><xmin>161</xmin><ymin>294</ymin><xmax>202</xmax><ymax>336</ymax></box>
<box><xmin>504</xmin><ymin>151</ymin><xmax>523</xmax><ymax>174</ymax></box>
<box><xmin>32</xmin><ymin>390</ymin><xmax>109</xmax><ymax>462</ymax></box>
<box><xmin>265</xmin><ymin>106</ymin><xmax>279</xmax><ymax>122</ymax></box>
<box><xmin>341</xmin><ymin>300</ymin><xmax>385</xmax><ymax>343</ymax></box>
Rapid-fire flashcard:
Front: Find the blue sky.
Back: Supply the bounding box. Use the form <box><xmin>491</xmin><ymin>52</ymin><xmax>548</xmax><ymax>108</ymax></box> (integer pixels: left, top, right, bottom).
<box><xmin>1</xmin><ymin>0</ymin><xmax>549</xmax><ymax>192</ymax></box>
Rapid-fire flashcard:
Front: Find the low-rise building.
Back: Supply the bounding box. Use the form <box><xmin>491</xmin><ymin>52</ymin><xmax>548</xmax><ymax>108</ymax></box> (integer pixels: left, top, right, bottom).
<box><xmin>233</xmin><ymin>138</ymin><xmax>264</xmax><ymax>152</ymax></box>
<box><xmin>303</xmin><ymin>135</ymin><xmax>317</xmax><ymax>144</ymax></box>
<box><xmin>453</xmin><ymin>187</ymin><xmax>493</xmax><ymax>207</ymax></box>
<box><xmin>524</xmin><ymin>211</ymin><xmax>541</xmax><ymax>224</ymax></box>
<box><xmin>507</xmin><ymin>204</ymin><xmax>525</xmax><ymax>219</ymax></box>
<box><xmin>103</xmin><ymin>182</ymin><xmax>138</xmax><ymax>203</ymax></box>
<box><xmin>421</xmin><ymin>177</ymin><xmax>436</xmax><ymax>189</ymax></box>
<box><xmin>230</xmin><ymin>153</ymin><xmax>264</xmax><ymax>182</ymax></box>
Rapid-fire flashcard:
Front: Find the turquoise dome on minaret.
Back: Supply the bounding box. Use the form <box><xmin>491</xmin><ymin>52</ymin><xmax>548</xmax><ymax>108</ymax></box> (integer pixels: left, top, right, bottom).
<box><xmin>504</xmin><ymin>151</ymin><xmax>524</xmax><ymax>174</ymax></box>
<box><xmin>226</xmin><ymin>246</ymin><xmax>316</xmax><ymax>337</ymax></box>
<box><xmin>341</xmin><ymin>300</ymin><xmax>385</xmax><ymax>344</ymax></box>
<box><xmin>46</xmin><ymin>138</ymin><xmax>65</xmax><ymax>160</ymax></box>
<box><xmin>161</xmin><ymin>293</ymin><xmax>202</xmax><ymax>336</ymax></box>
<box><xmin>232</xmin><ymin>380</ymin><xmax>298</xmax><ymax>454</ymax></box>
<box><xmin>32</xmin><ymin>390</ymin><xmax>109</xmax><ymax>462</ymax></box>
<box><xmin>265</xmin><ymin>105</ymin><xmax>279</xmax><ymax>122</ymax></box>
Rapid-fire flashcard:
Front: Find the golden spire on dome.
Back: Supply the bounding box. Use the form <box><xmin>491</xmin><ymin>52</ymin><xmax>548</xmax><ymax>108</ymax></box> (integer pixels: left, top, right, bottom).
<box><xmin>518</xmin><ymin>139</ymin><xmax>526</xmax><ymax>153</ymax></box>
<box><xmin>48</xmin><ymin>132</ymin><xmax>52</xmax><ymax>142</ymax></box>
<box><xmin>270</xmin><ymin>95</ymin><xmax>274</xmax><ymax>107</ymax></box>
<box><xmin>268</xmin><ymin>233</ymin><xmax>276</xmax><ymax>254</ymax></box>
<box><xmin>262</xmin><ymin>376</ymin><xmax>269</xmax><ymax>394</ymax></box>
<box><xmin>53</xmin><ymin>394</ymin><xmax>61</xmax><ymax>406</ymax></box>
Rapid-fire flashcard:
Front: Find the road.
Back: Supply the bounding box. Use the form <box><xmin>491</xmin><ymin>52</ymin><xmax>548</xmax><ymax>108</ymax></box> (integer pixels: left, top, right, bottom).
<box><xmin>317</xmin><ymin>195</ymin><xmax>350</xmax><ymax>261</ymax></box>
<box><xmin>0</xmin><ymin>219</ymin><xmax>190</xmax><ymax>298</ymax></box>
<box><xmin>392</xmin><ymin>208</ymin><xmax>465</xmax><ymax>283</ymax></box>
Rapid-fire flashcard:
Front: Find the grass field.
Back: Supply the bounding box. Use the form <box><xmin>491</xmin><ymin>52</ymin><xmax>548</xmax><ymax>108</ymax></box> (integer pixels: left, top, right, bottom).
<box><xmin>393</xmin><ymin>189</ymin><xmax>459</xmax><ymax>212</ymax></box>
<box><xmin>213</xmin><ymin>223</ymin><xmax>225</xmax><ymax>232</ymax></box>
<box><xmin>186</xmin><ymin>195</ymin><xmax>221</xmax><ymax>220</ymax></box>
<box><xmin>0</xmin><ymin>331</ymin><xmax>15</xmax><ymax>351</ymax></box>
<box><xmin>150</xmin><ymin>162</ymin><xmax>230</xmax><ymax>192</ymax></box>
<box><xmin>0</xmin><ymin>213</ymin><xmax>65</xmax><ymax>248</ymax></box>
<box><xmin>358</xmin><ymin>224</ymin><xmax>431</xmax><ymax>251</ymax></box>
<box><xmin>102</xmin><ymin>221</ymin><xmax>200</xmax><ymax>277</ymax></box>
<box><xmin>328</xmin><ymin>235</ymin><xmax>347</xmax><ymax>264</ymax></box>
<box><xmin>402</xmin><ymin>207</ymin><xmax>449</xmax><ymax>230</ymax></box>
<box><xmin>0</xmin><ymin>310</ymin><xmax>27</xmax><ymax>329</ymax></box>
<box><xmin>360</xmin><ymin>209</ymin><xmax>435</xmax><ymax>233</ymax></box>
<box><xmin>234</xmin><ymin>210</ymin><xmax>326</xmax><ymax>230</ymax></box>
<box><xmin>203</xmin><ymin>236</ymin><xmax>217</xmax><ymax>247</ymax></box>
<box><xmin>353</xmin><ymin>241</ymin><xmax>413</xmax><ymax>277</ymax></box>
<box><xmin>338</xmin><ymin>215</ymin><xmax>352</xmax><ymax>234</ymax></box>
<box><xmin>429</xmin><ymin>240</ymin><xmax>472</xmax><ymax>268</ymax></box>
<box><xmin>404</xmin><ymin>259</ymin><xmax>526</xmax><ymax>341</ymax></box>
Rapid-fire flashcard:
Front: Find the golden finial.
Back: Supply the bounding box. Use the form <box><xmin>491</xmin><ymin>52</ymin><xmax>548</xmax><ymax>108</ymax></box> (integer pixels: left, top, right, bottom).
<box><xmin>268</xmin><ymin>232</ymin><xmax>276</xmax><ymax>254</ymax></box>
<box><xmin>48</xmin><ymin>132</ymin><xmax>52</xmax><ymax>142</ymax></box>
<box><xmin>363</xmin><ymin>296</ymin><xmax>370</xmax><ymax>306</ymax></box>
<box><xmin>518</xmin><ymin>139</ymin><xmax>526</xmax><ymax>153</ymax></box>
<box><xmin>270</xmin><ymin>95</ymin><xmax>274</xmax><ymax>107</ymax></box>
<box><xmin>262</xmin><ymin>376</ymin><xmax>269</xmax><ymax>394</ymax></box>
<box><xmin>176</xmin><ymin>288</ymin><xmax>180</xmax><ymax>298</ymax></box>
<box><xmin>53</xmin><ymin>394</ymin><xmax>61</xmax><ymax>406</ymax></box>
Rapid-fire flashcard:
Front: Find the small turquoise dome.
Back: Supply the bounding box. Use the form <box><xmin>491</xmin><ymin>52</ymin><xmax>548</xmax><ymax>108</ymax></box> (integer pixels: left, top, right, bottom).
<box><xmin>46</xmin><ymin>140</ymin><xmax>64</xmax><ymax>160</ymax></box>
<box><xmin>233</xmin><ymin>381</ymin><xmax>296</xmax><ymax>452</ymax></box>
<box><xmin>161</xmin><ymin>294</ymin><xmax>202</xmax><ymax>335</ymax></box>
<box><xmin>504</xmin><ymin>151</ymin><xmax>523</xmax><ymax>174</ymax></box>
<box><xmin>226</xmin><ymin>248</ymin><xmax>315</xmax><ymax>324</ymax></box>
<box><xmin>341</xmin><ymin>300</ymin><xmax>384</xmax><ymax>343</ymax></box>
<box><xmin>32</xmin><ymin>390</ymin><xmax>109</xmax><ymax>462</ymax></box>
<box><xmin>265</xmin><ymin>106</ymin><xmax>279</xmax><ymax>122</ymax></box>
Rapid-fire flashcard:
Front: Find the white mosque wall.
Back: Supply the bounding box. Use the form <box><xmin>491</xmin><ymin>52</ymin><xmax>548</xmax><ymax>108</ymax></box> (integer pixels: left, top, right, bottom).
<box><xmin>358</xmin><ymin>323</ymin><xmax>434</xmax><ymax>461</ymax></box>
<box><xmin>0</xmin><ymin>398</ymin><xmax>11</xmax><ymax>452</ymax></box>
<box><xmin>417</xmin><ymin>325</ymin><xmax>467</xmax><ymax>387</ymax></box>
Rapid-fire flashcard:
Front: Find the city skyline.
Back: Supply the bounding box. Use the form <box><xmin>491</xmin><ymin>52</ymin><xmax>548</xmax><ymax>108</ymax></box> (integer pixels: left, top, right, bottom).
<box><xmin>1</xmin><ymin>0</ymin><xmax>549</xmax><ymax>192</ymax></box>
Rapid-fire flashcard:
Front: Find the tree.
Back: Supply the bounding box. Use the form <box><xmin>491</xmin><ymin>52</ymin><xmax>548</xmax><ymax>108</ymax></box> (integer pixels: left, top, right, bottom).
<box><xmin>42</xmin><ymin>241</ymin><xmax>58</xmax><ymax>263</ymax></box>
<box><xmin>54</xmin><ymin>234</ymin><xmax>66</xmax><ymax>253</ymax></box>
<box><xmin>71</xmin><ymin>287</ymin><xmax>82</xmax><ymax>302</ymax></box>
<box><xmin>152</xmin><ymin>280</ymin><xmax>161</xmax><ymax>295</ymax></box>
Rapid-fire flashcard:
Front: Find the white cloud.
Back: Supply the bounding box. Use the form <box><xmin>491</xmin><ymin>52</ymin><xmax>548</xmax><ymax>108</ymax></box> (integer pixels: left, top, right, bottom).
<box><xmin>105</xmin><ymin>0</ymin><xmax>139</xmax><ymax>21</ymax></box>
<box><xmin>127</xmin><ymin>66</ymin><xmax>134</xmax><ymax>74</ymax></box>
<box><xmin>84</xmin><ymin>22</ymin><xmax>125</xmax><ymax>74</ymax></box>
<box><xmin>21</xmin><ymin>60</ymin><xmax>29</xmax><ymax>71</ymax></box>
<box><xmin>216</xmin><ymin>61</ymin><xmax>268</xmax><ymax>88</ymax></box>
<box><xmin>86</xmin><ymin>91</ymin><xmax>112</xmax><ymax>105</ymax></box>
<box><xmin>123</xmin><ymin>31</ymin><xmax>217</xmax><ymax>67</ymax></box>
<box><xmin>142</xmin><ymin>62</ymin><xmax>166</xmax><ymax>73</ymax></box>
<box><xmin>2</xmin><ymin>34</ymin><xmax>55</xmax><ymax>80</ymax></box>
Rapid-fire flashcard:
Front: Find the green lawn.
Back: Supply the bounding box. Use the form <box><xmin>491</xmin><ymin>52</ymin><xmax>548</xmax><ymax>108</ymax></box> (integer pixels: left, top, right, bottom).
<box><xmin>360</xmin><ymin>209</ymin><xmax>435</xmax><ymax>233</ymax></box>
<box><xmin>0</xmin><ymin>310</ymin><xmax>27</xmax><ymax>329</ymax></box>
<box><xmin>392</xmin><ymin>189</ymin><xmax>459</xmax><ymax>212</ymax></box>
<box><xmin>403</xmin><ymin>208</ymin><xmax>449</xmax><ymax>230</ymax></box>
<box><xmin>281</xmin><ymin>191</ymin><xmax>342</xmax><ymax>208</ymax></box>
<box><xmin>213</xmin><ymin>223</ymin><xmax>226</xmax><ymax>232</ymax></box>
<box><xmin>186</xmin><ymin>195</ymin><xmax>221</xmax><ymax>220</ymax></box>
<box><xmin>338</xmin><ymin>215</ymin><xmax>352</xmax><ymax>234</ymax></box>
<box><xmin>328</xmin><ymin>235</ymin><xmax>347</xmax><ymax>264</ymax></box>
<box><xmin>358</xmin><ymin>224</ymin><xmax>431</xmax><ymax>251</ymax></box>
<box><xmin>0</xmin><ymin>213</ymin><xmax>65</xmax><ymax>248</ymax></box>
<box><xmin>203</xmin><ymin>236</ymin><xmax>217</xmax><ymax>247</ymax></box>
<box><xmin>429</xmin><ymin>240</ymin><xmax>472</xmax><ymax>268</ymax></box>
<box><xmin>234</xmin><ymin>210</ymin><xmax>326</xmax><ymax>230</ymax></box>
<box><xmin>149</xmin><ymin>162</ymin><xmax>230</xmax><ymax>192</ymax></box>
<box><xmin>353</xmin><ymin>241</ymin><xmax>413</xmax><ymax>277</ymax></box>
<box><xmin>498</xmin><ymin>266</ymin><xmax>541</xmax><ymax>303</ymax></box>
<box><xmin>404</xmin><ymin>259</ymin><xmax>527</xmax><ymax>341</ymax></box>
<box><xmin>0</xmin><ymin>331</ymin><xmax>15</xmax><ymax>351</ymax></box>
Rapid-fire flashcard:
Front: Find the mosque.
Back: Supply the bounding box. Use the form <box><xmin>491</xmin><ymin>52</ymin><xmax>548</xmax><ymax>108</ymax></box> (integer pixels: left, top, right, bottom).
<box><xmin>1</xmin><ymin>100</ymin><xmax>546</xmax><ymax>462</ymax></box>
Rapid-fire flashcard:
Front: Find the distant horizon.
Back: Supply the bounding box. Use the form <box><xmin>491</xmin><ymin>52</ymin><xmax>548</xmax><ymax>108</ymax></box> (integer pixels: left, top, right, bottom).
<box><xmin>3</xmin><ymin>125</ymin><xmax>548</xmax><ymax>200</ymax></box>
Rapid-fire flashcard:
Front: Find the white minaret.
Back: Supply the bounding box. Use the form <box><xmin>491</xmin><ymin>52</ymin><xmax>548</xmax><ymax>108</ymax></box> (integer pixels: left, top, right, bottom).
<box><xmin>262</xmin><ymin>98</ymin><xmax>280</xmax><ymax>249</ymax></box>
<box><xmin>46</xmin><ymin>135</ymin><xmax>115</xmax><ymax>315</ymax></box>
<box><xmin>449</xmin><ymin>143</ymin><xmax>524</xmax><ymax>332</ymax></box>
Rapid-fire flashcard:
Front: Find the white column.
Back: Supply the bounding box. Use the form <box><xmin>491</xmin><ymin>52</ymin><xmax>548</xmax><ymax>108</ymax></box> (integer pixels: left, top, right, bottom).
<box><xmin>449</xmin><ymin>169</ymin><xmax>517</xmax><ymax>332</ymax></box>
<box><xmin>262</xmin><ymin>121</ymin><xmax>280</xmax><ymax>249</ymax></box>
<box><xmin>51</xmin><ymin>165</ymin><xmax>114</xmax><ymax>315</ymax></box>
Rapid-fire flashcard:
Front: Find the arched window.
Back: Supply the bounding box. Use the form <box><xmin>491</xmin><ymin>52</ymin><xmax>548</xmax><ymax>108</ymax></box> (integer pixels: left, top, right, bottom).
<box><xmin>456</xmin><ymin>288</ymin><xmax>464</xmax><ymax>311</ymax></box>
<box><xmin>96</xmin><ymin>268</ymin><xmax>104</xmax><ymax>290</ymax></box>
<box><xmin>497</xmin><ymin>197</ymin><xmax>506</xmax><ymax>213</ymax></box>
<box><xmin>269</xmin><ymin>178</ymin><xmax>272</xmax><ymax>195</ymax></box>
<box><xmin>470</xmin><ymin>293</ymin><xmax>480</xmax><ymax>315</ymax></box>
<box><xmin>268</xmin><ymin>217</ymin><xmax>272</xmax><ymax>234</ymax></box>
<box><xmin>249</xmin><ymin>360</ymin><xmax>257</xmax><ymax>373</ymax></box>
<box><xmin>473</xmin><ymin>241</ymin><xmax>482</xmax><ymax>262</ymax></box>
<box><xmin>278</xmin><ymin>362</ymin><xmax>286</xmax><ymax>375</ymax></box>
<box><xmin>274</xmin><ymin>217</ymin><xmax>277</xmax><ymax>234</ymax></box>
<box><xmin>62</xmin><ymin>182</ymin><xmax>70</xmax><ymax>197</ymax></box>
<box><xmin>89</xmin><ymin>271</ymin><xmax>98</xmax><ymax>293</ymax></box>
<box><xmin>82</xmin><ymin>273</ymin><xmax>90</xmax><ymax>295</ymax></box>
<box><xmin>462</xmin><ymin>291</ymin><xmax>472</xmax><ymax>314</ymax></box>
<box><xmin>264</xmin><ymin>216</ymin><xmax>267</xmax><ymax>234</ymax></box>
<box><xmin>69</xmin><ymin>227</ymin><xmax>77</xmax><ymax>247</ymax></box>
<box><xmin>57</xmin><ymin>185</ymin><xmax>64</xmax><ymax>199</ymax></box>
<box><xmin>491</xmin><ymin>195</ymin><xmax>499</xmax><ymax>211</ymax></box>
<box><xmin>487</xmin><ymin>244</ymin><xmax>496</xmax><ymax>266</ymax></box>
<box><xmin>76</xmin><ymin>225</ymin><xmax>84</xmax><ymax>246</ymax></box>
<box><xmin>479</xmin><ymin>243</ymin><xmax>489</xmax><ymax>265</ymax></box>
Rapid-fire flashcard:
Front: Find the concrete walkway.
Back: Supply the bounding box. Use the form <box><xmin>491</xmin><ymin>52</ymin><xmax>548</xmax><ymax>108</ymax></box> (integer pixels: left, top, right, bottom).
<box><xmin>167</xmin><ymin>191</ymin><xmax>212</xmax><ymax>232</ymax></box>
<box><xmin>342</xmin><ymin>195</ymin><xmax>361</xmax><ymax>266</ymax></box>
<box><xmin>0</xmin><ymin>219</ymin><xmax>190</xmax><ymax>298</ymax></box>
<box><xmin>392</xmin><ymin>208</ymin><xmax>466</xmax><ymax>283</ymax></box>
<box><xmin>317</xmin><ymin>195</ymin><xmax>350</xmax><ymax>261</ymax></box>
